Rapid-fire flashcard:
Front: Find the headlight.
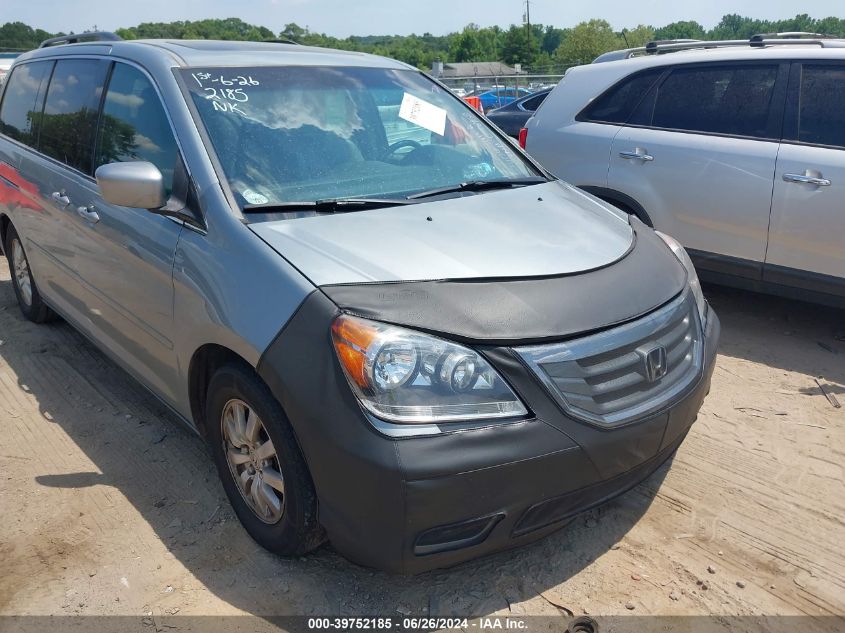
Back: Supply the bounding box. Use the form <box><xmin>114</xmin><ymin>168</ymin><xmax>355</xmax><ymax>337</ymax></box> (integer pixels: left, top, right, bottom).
<box><xmin>331</xmin><ymin>315</ymin><xmax>528</xmax><ymax>424</ymax></box>
<box><xmin>656</xmin><ymin>231</ymin><xmax>708</xmax><ymax>325</ymax></box>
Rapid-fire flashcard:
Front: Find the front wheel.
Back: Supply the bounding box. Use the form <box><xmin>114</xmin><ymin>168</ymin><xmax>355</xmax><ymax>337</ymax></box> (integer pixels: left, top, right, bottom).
<box><xmin>206</xmin><ymin>363</ymin><xmax>325</xmax><ymax>556</ymax></box>
<box><xmin>4</xmin><ymin>224</ymin><xmax>55</xmax><ymax>323</ymax></box>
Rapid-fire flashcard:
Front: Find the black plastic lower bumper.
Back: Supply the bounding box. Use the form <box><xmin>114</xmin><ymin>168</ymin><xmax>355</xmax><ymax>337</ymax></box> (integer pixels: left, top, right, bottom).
<box><xmin>258</xmin><ymin>291</ymin><xmax>720</xmax><ymax>574</ymax></box>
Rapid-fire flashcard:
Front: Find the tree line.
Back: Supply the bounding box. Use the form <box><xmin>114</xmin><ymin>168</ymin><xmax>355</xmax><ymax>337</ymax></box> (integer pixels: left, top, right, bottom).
<box><xmin>2</xmin><ymin>14</ymin><xmax>845</xmax><ymax>73</ymax></box>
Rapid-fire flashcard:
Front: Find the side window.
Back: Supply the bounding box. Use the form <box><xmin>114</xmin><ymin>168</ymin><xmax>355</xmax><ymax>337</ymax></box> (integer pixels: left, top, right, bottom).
<box><xmin>579</xmin><ymin>69</ymin><xmax>663</xmax><ymax>124</ymax></box>
<box><xmin>40</xmin><ymin>59</ymin><xmax>109</xmax><ymax>173</ymax></box>
<box><xmin>651</xmin><ymin>65</ymin><xmax>778</xmax><ymax>138</ymax></box>
<box><xmin>798</xmin><ymin>65</ymin><xmax>845</xmax><ymax>149</ymax></box>
<box><xmin>95</xmin><ymin>63</ymin><xmax>178</xmax><ymax>194</ymax></box>
<box><xmin>0</xmin><ymin>61</ymin><xmax>53</xmax><ymax>147</ymax></box>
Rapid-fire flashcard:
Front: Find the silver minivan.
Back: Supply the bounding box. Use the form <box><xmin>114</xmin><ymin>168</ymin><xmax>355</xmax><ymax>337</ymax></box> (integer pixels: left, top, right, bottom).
<box><xmin>0</xmin><ymin>36</ymin><xmax>719</xmax><ymax>573</ymax></box>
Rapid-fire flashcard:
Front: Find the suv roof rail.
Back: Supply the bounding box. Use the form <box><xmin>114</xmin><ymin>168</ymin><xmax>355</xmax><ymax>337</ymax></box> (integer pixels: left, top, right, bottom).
<box><xmin>751</xmin><ymin>31</ymin><xmax>838</xmax><ymax>40</ymax></box>
<box><xmin>39</xmin><ymin>31</ymin><xmax>122</xmax><ymax>48</ymax></box>
<box><xmin>643</xmin><ymin>39</ymin><xmax>702</xmax><ymax>53</ymax></box>
<box><xmin>261</xmin><ymin>38</ymin><xmax>301</xmax><ymax>45</ymax></box>
<box><xmin>636</xmin><ymin>35</ymin><xmax>845</xmax><ymax>55</ymax></box>
<box><xmin>593</xmin><ymin>40</ymin><xmax>702</xmax><ymax>63</ymax></box>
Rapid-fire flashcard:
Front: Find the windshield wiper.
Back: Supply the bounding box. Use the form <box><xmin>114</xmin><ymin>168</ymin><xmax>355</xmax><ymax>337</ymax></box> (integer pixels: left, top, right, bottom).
<box><xmin>242</xmin><ymin>198</ymin><xmax>416</xmax><ymax>214</ymax></box>
<box><xmin>406</xmin><ymin>176</ymin><xmax>549</xmax><ymax>200</ymax></box>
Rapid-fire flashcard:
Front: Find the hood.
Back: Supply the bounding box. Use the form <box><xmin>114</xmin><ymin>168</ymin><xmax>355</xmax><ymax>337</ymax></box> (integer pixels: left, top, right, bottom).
<box><xmin>250</xmin><ymin>181</ymin><xmax>633</xmax><ymax>286</ymax></box>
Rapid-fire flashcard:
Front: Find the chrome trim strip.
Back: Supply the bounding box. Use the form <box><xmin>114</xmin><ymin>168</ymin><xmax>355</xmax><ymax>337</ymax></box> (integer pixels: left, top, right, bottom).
<box><xmin>515</xmin><ymin>290</ymin><xmax>704</xmax><ymax>427</ymax></box>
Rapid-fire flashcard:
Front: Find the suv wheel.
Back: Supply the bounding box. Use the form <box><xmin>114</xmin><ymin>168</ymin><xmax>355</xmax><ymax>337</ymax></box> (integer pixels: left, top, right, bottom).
<box><xmin>4</xmin><ymin>224</ymin><xmax>55</xmax><ymax>323</ymax></box>
<box><xmin>206</xmin><ymin>363</ymin><xmax>325</xmax><ymax>556</ymax></box>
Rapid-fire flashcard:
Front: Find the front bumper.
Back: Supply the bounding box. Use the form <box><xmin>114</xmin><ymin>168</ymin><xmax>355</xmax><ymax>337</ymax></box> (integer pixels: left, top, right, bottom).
<box><xmin>258</xmin><ymin>291</ymin><xmax>720</xmax><ymax>574</ymax></box>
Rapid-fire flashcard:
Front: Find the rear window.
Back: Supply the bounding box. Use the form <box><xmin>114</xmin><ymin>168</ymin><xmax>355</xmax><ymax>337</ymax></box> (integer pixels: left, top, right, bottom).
<box><xmin>798</xmin><ymin>64</ymin><xmax>845</xmax><ymax>148</ymax></box>
<box><xmin>650</xmin><ymin>65</ymin><xmax>779</xmax><ymax>139</ymax></box>
<box><xmin>0</xmin><ymin>61</ymin><xmax>53</xmax><ymax>147</ymax></box>
<box><xmin>521</xmin><ymin>92</ymin><xmax>547</xmax><ymax>112</ymax></box>
<box><xmin>579</xmin><ymin>69</ymin><xmax>663</xmax><ymax>124</ymax></box>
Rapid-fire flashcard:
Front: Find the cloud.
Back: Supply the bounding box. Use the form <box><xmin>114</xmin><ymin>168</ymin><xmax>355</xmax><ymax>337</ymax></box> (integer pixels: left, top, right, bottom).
<box><xmin>132</xmin><ymin>133</ymin><xmax>162</xmax><ymax>153</ymax></box>
<box><xmin>106</xmin><ymin>91</ymin><xmax>145</xmax><ymax>108</ymax></box>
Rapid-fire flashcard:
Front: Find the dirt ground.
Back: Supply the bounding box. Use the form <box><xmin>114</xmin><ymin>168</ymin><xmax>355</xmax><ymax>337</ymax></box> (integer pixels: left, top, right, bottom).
<box><xmin>0</xmin><ymin>257</ymin><xmax>843</xmax><ymax>630</ymax></box>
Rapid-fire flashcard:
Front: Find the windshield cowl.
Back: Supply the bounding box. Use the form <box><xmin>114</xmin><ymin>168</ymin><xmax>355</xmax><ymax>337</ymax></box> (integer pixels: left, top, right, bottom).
<box><xmin>249</xmin><ymin>181</ymin><xmax>634</xmax><ymax>286</ymax></box>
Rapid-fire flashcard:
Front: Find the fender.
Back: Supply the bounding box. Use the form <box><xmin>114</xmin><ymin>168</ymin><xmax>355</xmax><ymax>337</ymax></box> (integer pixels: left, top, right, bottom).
<box><xmin>578</xmin><ymin>186</ymin><xmax>653</xmax><ymax>227</ymax></box>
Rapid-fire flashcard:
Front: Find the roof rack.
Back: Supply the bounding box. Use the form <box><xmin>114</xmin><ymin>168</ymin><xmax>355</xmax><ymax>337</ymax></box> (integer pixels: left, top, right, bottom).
<box><xmin>751</xmin><ymin>31</ymin><xmax>837</xmax><ymax>40</ymax></box>
<box><xmin>592</xmin><ymin>40</ymin><xmax>700</xmax><ymax>63</ymax></box>
<box><xmin>39</xmin><ymin>31</ymin><xmax>122</xmax><ymax>48</ymax></box>
<box><xmin>640</xmin><ymin>34</ymin><xmax>843</xmax><ymax>55</ymax></box>
<box><xmin>261</xmin><ymin>38</ymin><xmax>301</xmax><ymax>45</ymax></box>
<box><xmin>593</xmin><ymin>34</ymin><xmax>845</xmax><ymax>63</ymax></box>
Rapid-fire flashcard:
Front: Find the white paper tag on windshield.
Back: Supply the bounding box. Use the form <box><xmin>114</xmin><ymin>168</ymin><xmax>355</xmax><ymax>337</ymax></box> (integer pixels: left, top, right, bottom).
<box><xmin>242</xmin><ymin>189</ymin><xmax>269</xmax><ymax>205</ymax></box>
<box><xmin>398</xmin><ymin>93</ymin><xmax>447</xmax><ymax>136</ymax></box>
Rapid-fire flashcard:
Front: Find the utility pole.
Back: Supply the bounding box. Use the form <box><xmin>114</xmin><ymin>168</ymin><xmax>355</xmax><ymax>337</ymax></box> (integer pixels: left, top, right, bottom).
<box><xmin>523</xmin><ymin>0</ymin><xmax>532</xmax><ymax>66</ymax></box>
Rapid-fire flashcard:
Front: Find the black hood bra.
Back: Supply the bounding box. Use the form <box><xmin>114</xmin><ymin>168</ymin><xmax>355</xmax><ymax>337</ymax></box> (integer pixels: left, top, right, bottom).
<box><xmin>320</xmin><ymin>218</ymin><xmax>687</xmax><ymax>346</ymax></box>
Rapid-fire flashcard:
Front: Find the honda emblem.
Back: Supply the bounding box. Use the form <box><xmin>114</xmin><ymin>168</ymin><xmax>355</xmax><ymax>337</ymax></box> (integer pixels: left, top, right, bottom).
<box><xmin>640</xmin><ymin>345</ymin><xmax>668</xmax><ymax>383</ymax></box>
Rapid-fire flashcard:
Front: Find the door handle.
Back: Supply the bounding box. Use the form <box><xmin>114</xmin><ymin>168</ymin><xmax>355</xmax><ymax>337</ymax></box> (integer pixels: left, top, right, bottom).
<box><xmin>76</xmin><ymin>205</ymin><xmax>100</xmax><ymax>224</ymax></box>
<box><xmin>51</xmin><ymin>191</ymin><xmax>71</xmax><ymax>206</ymax></box>
<box><xmin>783</xmin><ymin>173</ymin><xmax>831</xmax><ymax>186</ymax></box>
<box><xmin>619</xmin><ymin>149</ymin><xmax>654</xmax><ymax>162</ymax></box>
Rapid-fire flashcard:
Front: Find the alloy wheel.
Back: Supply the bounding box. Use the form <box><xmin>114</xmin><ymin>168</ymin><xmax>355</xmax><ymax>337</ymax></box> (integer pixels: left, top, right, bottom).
<box><xmin>11</xmin><ymin>238</ymin><xmax>33</xmax><ymax>307</ymax></box>
<box><xmin>221</xmin><ymin>399</ymin><xmax>285</xmax><ymax>524</ymax></box>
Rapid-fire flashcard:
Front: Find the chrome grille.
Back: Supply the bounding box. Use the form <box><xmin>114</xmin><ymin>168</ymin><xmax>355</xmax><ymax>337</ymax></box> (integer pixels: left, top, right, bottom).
<box><xmin>516</xmin><ymin>291</ymin><xmax>703</xmax><ymax>427</ymax></box>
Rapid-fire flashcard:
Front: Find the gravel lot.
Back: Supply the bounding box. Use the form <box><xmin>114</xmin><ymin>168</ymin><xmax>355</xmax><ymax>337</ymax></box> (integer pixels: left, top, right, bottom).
<box><xmin>0</xmin><ymin>258</ymin><xmax>843</xmax><ymax>630</ymax></box>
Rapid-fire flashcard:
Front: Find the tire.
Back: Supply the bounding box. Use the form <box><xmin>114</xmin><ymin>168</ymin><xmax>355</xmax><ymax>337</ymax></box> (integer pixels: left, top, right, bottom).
<box><xmin>206</xmin><ymin>362</ymin><xmax>325</xmax><ymax>556</ymax></box>
<box><xmin>4</xmin><ymin>224</ymin><xmax>55</xmax><ymax>323</ymax></box>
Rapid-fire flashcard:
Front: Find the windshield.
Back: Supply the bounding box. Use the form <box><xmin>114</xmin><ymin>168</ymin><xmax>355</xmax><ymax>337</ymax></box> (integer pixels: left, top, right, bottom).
<box><xmin>179</xmin><ymin>66</ymin><xmax>542</xmax><ymax>211</ymax></box>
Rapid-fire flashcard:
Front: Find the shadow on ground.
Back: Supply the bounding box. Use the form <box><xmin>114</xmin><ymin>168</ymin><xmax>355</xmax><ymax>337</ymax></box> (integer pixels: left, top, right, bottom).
<box><xmin>704</xmin><ymin>283</ymin><xmax>845</xmax><ymax>393</ymax></box>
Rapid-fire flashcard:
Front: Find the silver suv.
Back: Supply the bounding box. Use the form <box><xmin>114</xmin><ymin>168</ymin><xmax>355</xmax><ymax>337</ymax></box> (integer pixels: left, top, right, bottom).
<box><xmin>525</xmin><ymin>36</ymin><xmax>845</xmax><ymax>306</ymax></box>
<box><xmin>0</xmin><ymin>35</ymin><xmax>719</xmax><ymax>573</ymax></box>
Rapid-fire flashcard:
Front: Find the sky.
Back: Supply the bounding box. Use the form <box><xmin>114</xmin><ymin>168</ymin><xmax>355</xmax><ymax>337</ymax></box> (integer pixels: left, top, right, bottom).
<box><xmin>5</xmin><ymin>0</ymin><xmax>844</xmax><ymax>38</ymax></box>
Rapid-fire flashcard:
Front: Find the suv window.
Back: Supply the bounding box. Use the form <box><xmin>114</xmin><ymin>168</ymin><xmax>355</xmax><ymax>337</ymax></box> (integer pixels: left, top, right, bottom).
<box><xmin>579</xmin><ymin>70</ymin><xmax>663</xmax><ymax>124</ymax></box>
<box><xmin>95</xmin><ymin>63</ymin><xmax>179</xmax><ymax>194</ymax></box>
<box><xmin>798</xmin><ymin>64</ymin><xmax>845</xmax><ymax>149</ymax></box>
<box><xmin>650</xmin><ymin>65</ymin><xmax>779</xmax><ymax>138</ymax></box>
<box><xmin>0</xmin><ymin>61</ymin><xmax>53</xmax><ymax>147</ymax></box>
<box><xmin>40</xmin><ymin>59</ymin><xmax>109</xmax><ymax>173</ymax></box>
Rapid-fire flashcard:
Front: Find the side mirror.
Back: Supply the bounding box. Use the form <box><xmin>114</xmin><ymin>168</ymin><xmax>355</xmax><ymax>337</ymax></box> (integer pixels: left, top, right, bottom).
<box><xmin>95</xmin><ymin>161</ymin><xmax>166</xmax><ymax>210</ymax></box>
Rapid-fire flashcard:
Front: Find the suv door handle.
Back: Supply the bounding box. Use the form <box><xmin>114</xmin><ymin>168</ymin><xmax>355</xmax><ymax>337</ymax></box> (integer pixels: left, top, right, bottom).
<box><xmin>51</xmin><ymin>191</ymin><xmax>71</xmax><ymax>206</ymax></box>
<box><xmin>76</xmin><ymin>205</ymin><xmax>100</xmax><ymax>224</ymax></box>
<box><xmin>619</xmin><ymin>149</ymin><xmax>654</xmax><ymax>162</ymax></box>
<box><xmin>783</xmin><ymin>173</ymin><xmax>831</xmax><ymax>187</ymax></box>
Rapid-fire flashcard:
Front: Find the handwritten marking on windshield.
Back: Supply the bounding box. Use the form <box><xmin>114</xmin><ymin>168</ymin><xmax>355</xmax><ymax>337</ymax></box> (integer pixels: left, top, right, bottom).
<box><xmin>191</xmin><ymin>72</ymin><xmax>260</xmax><ymax>88</ymax></box>
<box><xmin>211</xmin><ymin>101</ymin><xmax>247</xmax><ymax>116</ymax></box>
<box><xmin>204</xmin><ymin>87</ymin><xmax>249</xmax><ymax>102</ymax></box>
<box><xmin>191</xmin><ymin>72</ymin><xmax>259</xmax><ymax>116</ymax></box>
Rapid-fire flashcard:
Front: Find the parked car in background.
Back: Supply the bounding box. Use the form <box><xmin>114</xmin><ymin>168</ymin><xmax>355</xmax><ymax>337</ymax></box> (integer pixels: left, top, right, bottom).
<box><xmin>0</xmin><ymin>54</ymin><xmax>20</xmax><ymax>85</ymax></box>
<box><xmin>525</xmin><ymin>35</ymin><xmax>845</xmax><ymax>307</ymax></box>
<box><xmin>0</xmin><ymin>35</ymin><xmax>719</xmax><ymax>574</ymax></box>
<box><xmin>476</xmin><ymin>86</ymin><xmax>532</xmax><ymax>112</ymax></box>
<box><xmin>486</xmin><ymin>88</ymin><xmax>551</xmax><ymax>138</ymax></box>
